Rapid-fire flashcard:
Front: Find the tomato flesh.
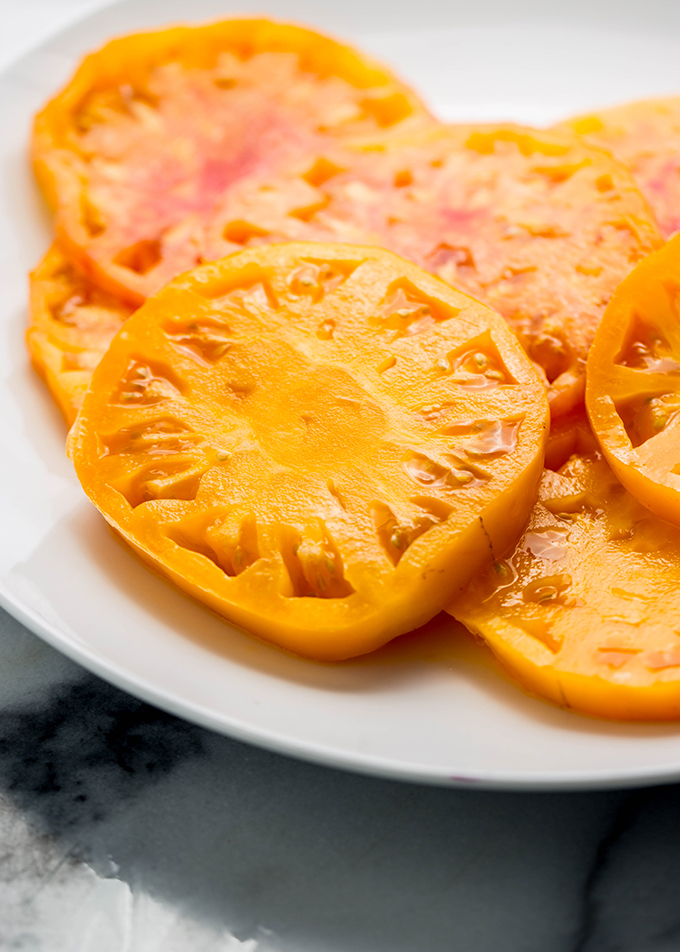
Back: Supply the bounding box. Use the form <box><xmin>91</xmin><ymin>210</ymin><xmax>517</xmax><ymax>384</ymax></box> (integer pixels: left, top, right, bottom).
<box><xmin>449</xmin><ymin>448</ymin><xmax>680</xmax><ymax>720</ymax></box>
<box><xmin>557</xmin><ymin>97</ymin><xmax>680</xmax><ymax>239</ymax></box>
<box><xmin>586</xmin><ymin>234</ymin><xmax>680</xmax><ymax>527</ymax></box>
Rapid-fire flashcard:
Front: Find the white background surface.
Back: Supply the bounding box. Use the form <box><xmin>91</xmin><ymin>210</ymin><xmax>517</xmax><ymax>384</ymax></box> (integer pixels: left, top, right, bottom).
<box><xmin>3</xmin><ymin>0</ymin><xmax>680</xmax><ymax>789</ymax></box>
<box><xmin>0</xmin><ymin>0</ymin><xmax>92</xmax><ymax>67</ymax></box>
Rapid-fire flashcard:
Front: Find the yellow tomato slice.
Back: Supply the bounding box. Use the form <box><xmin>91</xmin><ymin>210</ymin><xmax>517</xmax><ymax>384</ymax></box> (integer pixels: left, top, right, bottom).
<box><xmin>33</xmin><ymin>18</ymin><xmax>431</xmax><ymax>307</ymax></box>
<box><xmin>449</xmin><ymin>448</ymin><xmax>680</xmax><ymax>721</ymax></box>
<box><xmin>586</xmin><ymin>234</ymin><xmax>680</xmax><ymax>526</ymax></box>
<box><xmin>68</xmin><ymin>243</ymin><xmax>548</xmax><ymax>660</ymax></box>
<box><xmin>556</xmin><ymin>97</ymin><xmax>680</xmax><ymax>239</ymax></box>
<box><xmin>27</xmin><ymin>244</ymin><xmax>133</xmax><ymax>424</ymax></box>
<box><xmin>202</xmin><ymin>124</ymin><xmax>661</xmax><ymax>404</ymax></box>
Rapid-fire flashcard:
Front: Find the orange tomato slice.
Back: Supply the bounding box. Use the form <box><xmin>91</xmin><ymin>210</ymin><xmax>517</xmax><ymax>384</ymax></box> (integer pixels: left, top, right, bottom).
<box><xmin>200</xmin><ymin>123</ymin><xmax>661</xmax><ymax>401</ymax></box>
<box><xmin>33</xmin><ymin>18</ymin><xmax>431</xmax><ymax>307</ymax></box>
<box><xmin>28</xmin><ymin>243</ymin><xmax>133</xmax><ymax>424</ymax></box>
<box><xmin>68</xmin><ymin>243</ymin><xmax>548</xmax><ymax>660</ymax></box>
<box><xmin>556</xmin><ymin>97</ymin><xmax>680</xmax><ymax>239</ymax></box>
<box><xmin>449</xmin><ymin>448</ymin><xmax>680</xmax><ymax>721</ymax></box>
<box><xmin>586</xmin><ymin>234</ymin><xmax>680</xmax><ymax>526</ymax></box>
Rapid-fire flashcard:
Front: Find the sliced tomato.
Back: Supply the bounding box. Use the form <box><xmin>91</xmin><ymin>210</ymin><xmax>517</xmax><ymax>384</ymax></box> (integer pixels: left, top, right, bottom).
<box><xmin>68</xmin><ymin>243</ymin><xmax>548</xmax><ymax>660</ymax></box>
<box><xmin>449</xmin><ymin>447</ymin><xmax>680</xmax><ymax>721</ymax></box>
<box><xmin>33</xmin><ymin>18</ymin><xmax>431</xmax><ymax>306</ymax></box>
<box><xmin>557</xmin><ymin>96</ymin><xmax>680</xmax><ymax>239</ymax></box>
<box><xmin>28</xmin><ymin>243</ymin><xmax>133</xmax><ymax>424</ymax></box>
<box><xmin>586</xmin><ymin>234</ymin><xmax>680</xmax><ymax>525</ymax></box>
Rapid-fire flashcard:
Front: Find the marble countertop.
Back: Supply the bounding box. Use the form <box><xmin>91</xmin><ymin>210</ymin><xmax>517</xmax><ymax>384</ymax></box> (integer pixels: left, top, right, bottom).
<box><xmin>3</xmin><ymin>2</ymin><xmax>680</xmax><ymax>949</ymax></box>
<box><xmin>3</xmin><ymin>601</ymin><xmax>680</xmax><ymax>952</ymax></box>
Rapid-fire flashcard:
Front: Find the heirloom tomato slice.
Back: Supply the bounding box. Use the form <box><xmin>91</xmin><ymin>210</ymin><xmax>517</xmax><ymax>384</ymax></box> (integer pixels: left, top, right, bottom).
<box><xmin>200</xmin><ymin>124</ymin><xmax>661</xmax><ymax>410</ymax></box>
<box><xmin>68</xmin><ymin>243</ymin><xmax>548</xmax><ymax>660</ymax></box>
<box><xmin>33</xmin><ymin>18</ymin><xmax>430</xmax><ymax>307</ymax></box>
<box><xmin>28</xmin><ymin>244</ymin><xmax>133</xmax><ymax>424</ymax></box>
<box><xmin>449</xmin><ymin>447</ymin><xmax>680</xmax><ymax>720</ymax></box>
<box><xmin>586</xmin><ymin>234</ymin><xmax>680</xmax><ymax>526</ymax></box>
<box><xmin>557</xmin><ymin>97</ymin><xmax>680</xmax><ymax>239</ymax></box>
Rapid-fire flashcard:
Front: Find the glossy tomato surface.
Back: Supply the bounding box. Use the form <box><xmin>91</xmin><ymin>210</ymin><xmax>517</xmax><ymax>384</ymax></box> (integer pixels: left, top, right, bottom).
<box><xmin>450</xmin><ymin>447</ymin><xmax>680</xmax><ymax>720</ymax></box>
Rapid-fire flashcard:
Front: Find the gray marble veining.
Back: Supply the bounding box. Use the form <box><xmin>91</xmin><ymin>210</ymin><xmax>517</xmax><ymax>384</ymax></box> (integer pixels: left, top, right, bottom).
<box><xmin>0</xmin><ymin>604</ymin><xmax>677</xmax><ymax>951</ymax></box>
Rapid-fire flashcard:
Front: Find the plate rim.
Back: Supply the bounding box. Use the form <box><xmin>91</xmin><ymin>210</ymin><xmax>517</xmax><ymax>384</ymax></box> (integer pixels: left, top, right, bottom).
<box><xmin>6</xmin><ymin>577</ymin><xmax>680</xmax><ymax>792</ymax></box>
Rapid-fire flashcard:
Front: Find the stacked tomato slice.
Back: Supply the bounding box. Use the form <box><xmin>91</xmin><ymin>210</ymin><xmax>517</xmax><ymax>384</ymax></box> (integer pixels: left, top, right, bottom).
<box><xmin>28</xmin><ymin>245</ymin><xmax>133</xmax><ymax>423</ymax></box>
<box><xmin>33</xmin><ymin>19</ymin><xmax>432</xmax><ymax>307</ymax></box>
<box><xmin>556</xmin><ymin>97</ymin><xmax>680</xmax><ymax>240</ymax></box>
<box><xmin>586</xmin><ymin>235</ymin><xmax>680</xmax><ymax>526</ymax></box>
<box><xmin>68</xmin><ymin>244</ymin><xmax>548</xmax><ymax>658</ymax></box>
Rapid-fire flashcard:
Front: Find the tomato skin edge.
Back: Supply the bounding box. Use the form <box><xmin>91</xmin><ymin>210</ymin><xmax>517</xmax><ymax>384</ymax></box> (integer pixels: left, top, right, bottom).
<box><xmin>68</xmin><ymin>428</ymin><xmax>547</xmax><ymax>662</ymax></box>
<box><xmin>94</xmin><ymin>476</ymin><xmax>544</xmax><ymax>662</ymax></box>
<box><xmin>449</xmin><ymin>611</ymin><xmax>680</xmax><ymax>721</ymax></box>
<box><xmin>586</xmin><ymin>234</ymin><xmax>680</xmax><ymax>528</ymax></box>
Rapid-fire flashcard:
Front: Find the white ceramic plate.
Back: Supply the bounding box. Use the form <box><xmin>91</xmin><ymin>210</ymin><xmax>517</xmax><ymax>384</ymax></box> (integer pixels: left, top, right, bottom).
<box><xmin>4</xmin><ymin>0</ymin><xmax>680</xmax><ymax>790</ymax></box>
